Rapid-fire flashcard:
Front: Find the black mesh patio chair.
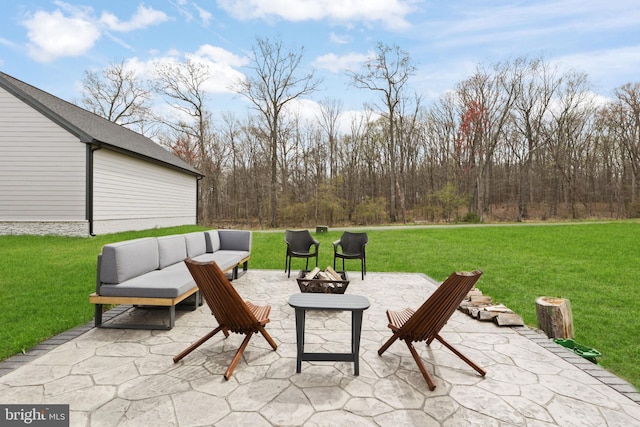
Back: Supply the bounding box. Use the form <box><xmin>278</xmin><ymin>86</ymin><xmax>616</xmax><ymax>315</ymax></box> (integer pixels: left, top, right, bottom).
<box><xmin>284</xmin><ymin>230</ymin><xmax>320</xmax><ymax>278</ymax></box>
<box><xmin>333</xmin><ymin>231</ymin><xmax>368</xmax><ymax>280</ymax></box>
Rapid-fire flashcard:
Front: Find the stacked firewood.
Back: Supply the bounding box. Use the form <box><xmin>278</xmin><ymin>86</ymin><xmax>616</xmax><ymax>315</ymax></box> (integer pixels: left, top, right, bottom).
<box><xmin>458</xmin><ymin>287</ymin><xmax>524</xmax><ymax>326</ymax></box>
<box><xmin>304</xmin><ymin>266</ymin><xmax>343</xmax><ymax>281</ymax></box>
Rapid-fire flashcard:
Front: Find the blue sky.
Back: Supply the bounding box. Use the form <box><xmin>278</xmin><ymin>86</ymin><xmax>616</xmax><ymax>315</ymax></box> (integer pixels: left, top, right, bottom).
<box><xmin>1</xmin><ymin>0</ymin><xmax>639</xmax><ymax>122</ymax></box>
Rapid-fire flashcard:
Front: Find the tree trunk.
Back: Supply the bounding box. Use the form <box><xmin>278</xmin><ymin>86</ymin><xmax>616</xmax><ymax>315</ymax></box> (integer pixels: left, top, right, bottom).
<box><xmin>270</xmin><ymin>126</ymin><xmax>278</xmax><ymax>228</ymax></box>
<box><xmin>536</xmin><ymin>297</ymin><xmax>574</xmax><ymax>339</ymax></box>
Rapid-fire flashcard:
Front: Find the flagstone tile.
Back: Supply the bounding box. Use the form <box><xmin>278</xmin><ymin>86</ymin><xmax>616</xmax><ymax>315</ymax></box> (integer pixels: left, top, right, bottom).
<box><xmin>0</xmin><ymin>270</ymin><xmax>638</xmax><ymax>426</ymax></box>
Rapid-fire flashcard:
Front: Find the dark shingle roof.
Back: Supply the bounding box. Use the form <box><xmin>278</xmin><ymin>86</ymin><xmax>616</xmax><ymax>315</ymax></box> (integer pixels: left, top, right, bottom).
<box><xmin>0</xmin><ymin>71</ymin><xmax>201</xmax><ymax>176</ymax></box>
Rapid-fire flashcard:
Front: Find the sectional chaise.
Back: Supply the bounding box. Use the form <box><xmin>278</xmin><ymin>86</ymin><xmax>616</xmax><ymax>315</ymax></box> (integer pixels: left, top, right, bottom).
<box><xmin>89</xmin><ymin>229</ymin><xmax>251</xmax><ymax>329</ymax></box>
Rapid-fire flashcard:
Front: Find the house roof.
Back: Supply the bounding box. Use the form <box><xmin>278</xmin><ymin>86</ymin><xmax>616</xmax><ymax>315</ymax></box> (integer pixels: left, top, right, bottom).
<box><xmin>0</xmin><ymin>71</ymin><xmax>201</xmax><ymax>177</ymax></box>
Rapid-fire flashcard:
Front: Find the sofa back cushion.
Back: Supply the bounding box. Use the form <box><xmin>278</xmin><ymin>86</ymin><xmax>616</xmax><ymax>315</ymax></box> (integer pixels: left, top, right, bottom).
<box><xmin>184</xmin><ymin>232</ymin><xmax>207</xmax><ymax>257</ymax></box>
<box><xmin>218</xmin><ymin>230</ymin><xmax>252</xmax><ymax>251</ymax></box>
<box><xmin>100</xmin><ymin>237</ymin><xmax>159</xmax><ymax>284</ymax></box>
<box><xmin>205</xmin><ymin>230</ymin><xmax>220</xmax><ymax>253</ymax></box>
<box><xmin>157</xmin><ymin>235</ymin><xmax>187</xmax><ymax>269</ymax></box>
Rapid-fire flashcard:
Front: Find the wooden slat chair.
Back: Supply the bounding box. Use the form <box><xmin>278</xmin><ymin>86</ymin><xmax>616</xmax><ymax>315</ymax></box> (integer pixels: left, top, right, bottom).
<box><xmin>378</xmin><ymin>269</ymin><xmax>486</xmax><ymax>390</ymax></box>
<box><xmin>173</xmin><ymin>258</ymin><xmax>278</xmax><ymax>380</ymax></box>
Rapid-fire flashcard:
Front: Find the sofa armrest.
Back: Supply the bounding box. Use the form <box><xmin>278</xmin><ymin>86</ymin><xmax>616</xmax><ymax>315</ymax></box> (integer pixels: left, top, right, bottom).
<box><xmin>96</xmin><ymin>254</ymin><xmax>103</xmax><ymax>293</ymax></box>
<box><xmin>218</xmin><ymin>230</ymin><xmax>252</xmax><ymax>252</ymax></box>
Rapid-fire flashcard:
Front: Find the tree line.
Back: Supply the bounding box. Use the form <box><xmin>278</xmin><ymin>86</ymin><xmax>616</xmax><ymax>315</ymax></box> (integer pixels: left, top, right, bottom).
<box><xmin>79</xmin><ymin>38</ymin><xmax>640</xmax><ymax>228</ymax></box>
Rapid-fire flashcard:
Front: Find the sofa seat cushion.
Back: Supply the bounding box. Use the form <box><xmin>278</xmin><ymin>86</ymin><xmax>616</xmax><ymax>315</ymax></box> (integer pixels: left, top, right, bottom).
<box><xmin>192</xmin><ymin>250</ymin><xmax>250</xmax><ymax>272</ymax></box>
<box><xmin>98</xmin><ymin>265</ymin><xmax>194</xmax><ymax>298</ymax></box>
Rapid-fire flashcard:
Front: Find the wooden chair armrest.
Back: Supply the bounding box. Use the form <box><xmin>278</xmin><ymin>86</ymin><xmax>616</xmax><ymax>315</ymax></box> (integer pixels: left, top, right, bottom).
<box><xmin>386</xmin><ymin>307</ymin><xmax>415</xmax><ymax>329</ymax></box>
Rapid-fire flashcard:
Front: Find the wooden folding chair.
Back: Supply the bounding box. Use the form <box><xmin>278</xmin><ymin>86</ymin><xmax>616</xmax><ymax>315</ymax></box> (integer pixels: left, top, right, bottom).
<box><xmin>378</xmin><ymin>270</ymin><xmax>486</xmax><ymax>390</ymax></box>
<box><xmin>173</xmin><ymin>259</ymin><xmax>277</xmax><ymax>380</ymax></box>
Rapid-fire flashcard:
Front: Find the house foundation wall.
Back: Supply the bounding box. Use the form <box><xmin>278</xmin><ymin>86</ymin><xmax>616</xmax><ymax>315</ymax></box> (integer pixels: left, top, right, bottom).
<box><xmin>0</xmin><ymin>221</ymin><xmax>89</xmax><ymax>237</ymax></box>
<box><xmin>91</xmin><ymin>217</ymin><xmax>196</xmax><ymax>235</ymax></box>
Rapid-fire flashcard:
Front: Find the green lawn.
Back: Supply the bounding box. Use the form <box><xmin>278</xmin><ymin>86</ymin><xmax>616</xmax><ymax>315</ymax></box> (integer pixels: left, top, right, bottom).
<box><xmin>1</xmin><ymin>221</ymin><xmax>638</xmax><ymax>390</ymax></box>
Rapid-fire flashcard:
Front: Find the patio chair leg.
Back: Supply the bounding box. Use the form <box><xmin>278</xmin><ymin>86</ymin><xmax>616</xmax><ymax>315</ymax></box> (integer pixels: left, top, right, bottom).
<box><xmin>378</xmin><ymin>333</ymin><xmax>400</xmax><ymax>356</ymax></box>
<box><xmin>405</xmin><ymin>340</ymin><xmax>436</xmax><ymax>391</ymax></box>
<box><xmin>435</xmin><ymin>334</ymin><xmax>486</xmax><ymax>377</ymax></box>
<box><xmin>173</xmin><ymin>326</ymin><xmax>224</xmax><ymax>363</ymax></box>
<box><xmin>225</xmin><ymin>332</ymin><xmax>254</xmax><ymax>380</ymax></box>
<box><xmin>94</xmin><ymin>304</ymin><xmax>103</xmax><ymax>327</ymax></box>
<box><xmin>259</xmin><ymin>327</ymin><xmax>278</xmax><ymax>350</ymax></box>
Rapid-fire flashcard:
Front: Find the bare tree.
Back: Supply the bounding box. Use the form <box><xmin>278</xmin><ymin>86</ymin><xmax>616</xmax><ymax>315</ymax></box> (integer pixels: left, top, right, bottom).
<box><xmin>219</xmin><ymin>112</ymin><xmax>243</xmax><ymax>221</ymax></box>
<box><xmin>318</xmin><ymin>98</ymin><xmax>343</xmax><ymax>180</ymax></box>
<box><xmin>347</xmin><ymin>42</ymin><xmax>415</xmax><ymax>222</ymax></box>
<box><xmin>79</xmin><ymin>53</ymin><xmax>640</xmax><ymax>227</ymax></box>
<box><xmin>509</xmin><ymin>57</ymin><xmax>562</xmax><ymax>219</ymax></box>
<box><xmin>612</xmin><ymin>83</ymin><xmax>640</xmax><ymax>205</ymax></box>
<box><xmin>235</xmin><ymin>36</ymin><xmax>322</xmax><ymax>227</ymax></box>
<box><xmin>546</xmin><ymin>71</ymin><xmax>595</xmax><ymax>218</ymax></box>
<box><xmin>80</xmin><ymin>60</ymin><xmax>154</xmax><ymax>134</ymax></box>
<box><xmin>153</xmin><ymin>56</ymin><xmax>222</xmax><ymax>224</ymax></box>
<box><xmin>455</xmin><ymin>61</ymin><xmax>518</xmax><ymax>220</ymax></box>
<box><xmin>342</xmin><ymin>108</ymin><xmax>376</xmax><ymax>220</ymax></box>
<box><xmin>395</xmin><ymin>92</ymin><xmax>423</xmax><ymax>222</ymax></box>
<box><xmin>153</xmin><ymin>56</ymin><xmax>212</xmax><ymax>159</ymax></box>
<box><xmin>428</xmin><ymin>92</ymin><xmax>460</xmax><ymax>190</ymax></box>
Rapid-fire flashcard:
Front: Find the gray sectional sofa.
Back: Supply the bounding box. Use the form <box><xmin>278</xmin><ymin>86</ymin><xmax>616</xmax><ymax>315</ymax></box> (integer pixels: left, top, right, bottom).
<box><xmin>89</xmin><ymin>229</ymin><xmax>251</xmax><ymax>330</ymax></box>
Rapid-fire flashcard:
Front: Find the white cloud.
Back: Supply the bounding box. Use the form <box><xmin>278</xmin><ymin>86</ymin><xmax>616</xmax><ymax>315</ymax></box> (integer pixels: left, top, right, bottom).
<box><xmin>195</xmin><ymin>44</ymin><xmax>248</xmax><ymax>68</ymax></box>
<box><xmin>100</xmin><ymin>5</ymin><xmax>169</xmax><ymax>32</ymax></box>
<box><xmin>217</xmin><ymin>0</ymin><xmax>415</xmax><ymax>30</ymax></box>
<box><xmin>192</xmin><ymin>45</ymin><xmax>248</xmax><ymax>94</ymax></box>
<box><xmin>340</xmin><ymin>109</ymin><xmax>380</xmax><ymax>134</ymax></box>
<box><xmin>313</xmin><ymin>51</ymin><xmax>373</xmax><ymax>73</ymax></box>
<box><xmin>21</xmin><ymin>4</ymin><xmax>169</xmax><ymax>63</ymax></box>
<box><xmin>329</xmin><ymin>32</ymin><xmax>351</xmax><ymax>45</ymax></box>
<box><xmin>120</xmin><ymin>56</ymin><xmax>154</xmax><ymax>78</ymax></box>
<box><xmin>170</xmin><ymin>1</ymin><xmax>214</xmax><ymax>26</ymax></box>
<box><xmin>283</xmin><ymin>98</ymin><xmax>321</xmax><ymax>122</ymax></box>
<box><xmin>144</xmin><ymin>45</ymin><xmax>247</xmax><ymax>95</ymax></box>
<box><xmin>430</xmin><ymin>1</ymin><xmax>640</xmax><ymax>52</ymax></box>
<box><xmin>193</xmin><ymin>4</ymin><xmax>213</xmax><ymax>26</ymax></box>
<box><xmin>280</xmin><ymin>99</ymin><xmax>379</xmax><ymax>135</ymax></box>
<box><xmin>23</xmin><ymin>9</ymin><xmax>101</xmax><ymax>62</ymax></box>
<box><xmin>0</xmin><ymin>37</ymin><xmax>17</xmax><ymax>48</ymax></box>
<box><xmin>553</xmin><ymin>46</ymin><xmax>640</xmax><ymax>90</ymax></box>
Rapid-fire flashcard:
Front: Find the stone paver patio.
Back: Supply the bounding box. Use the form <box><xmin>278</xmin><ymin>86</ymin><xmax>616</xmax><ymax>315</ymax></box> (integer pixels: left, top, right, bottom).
<box><xmin>1</xmin><ymin>269</ymin><xmax>639</xmax><ymax>426</ymax></box>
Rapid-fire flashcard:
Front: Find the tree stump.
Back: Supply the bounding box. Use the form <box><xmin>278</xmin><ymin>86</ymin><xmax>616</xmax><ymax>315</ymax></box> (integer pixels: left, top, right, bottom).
<box><xmin>536</xmin><ymin>297</ymin><xmax>574</xmax><ymax>339</ymax></box>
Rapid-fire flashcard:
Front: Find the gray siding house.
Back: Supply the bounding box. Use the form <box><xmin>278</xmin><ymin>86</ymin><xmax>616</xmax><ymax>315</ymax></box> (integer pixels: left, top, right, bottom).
<box><xmin>0</xmin><ymin>71</ymin><xmax>202</xmax><ymax>236</ymax></box>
